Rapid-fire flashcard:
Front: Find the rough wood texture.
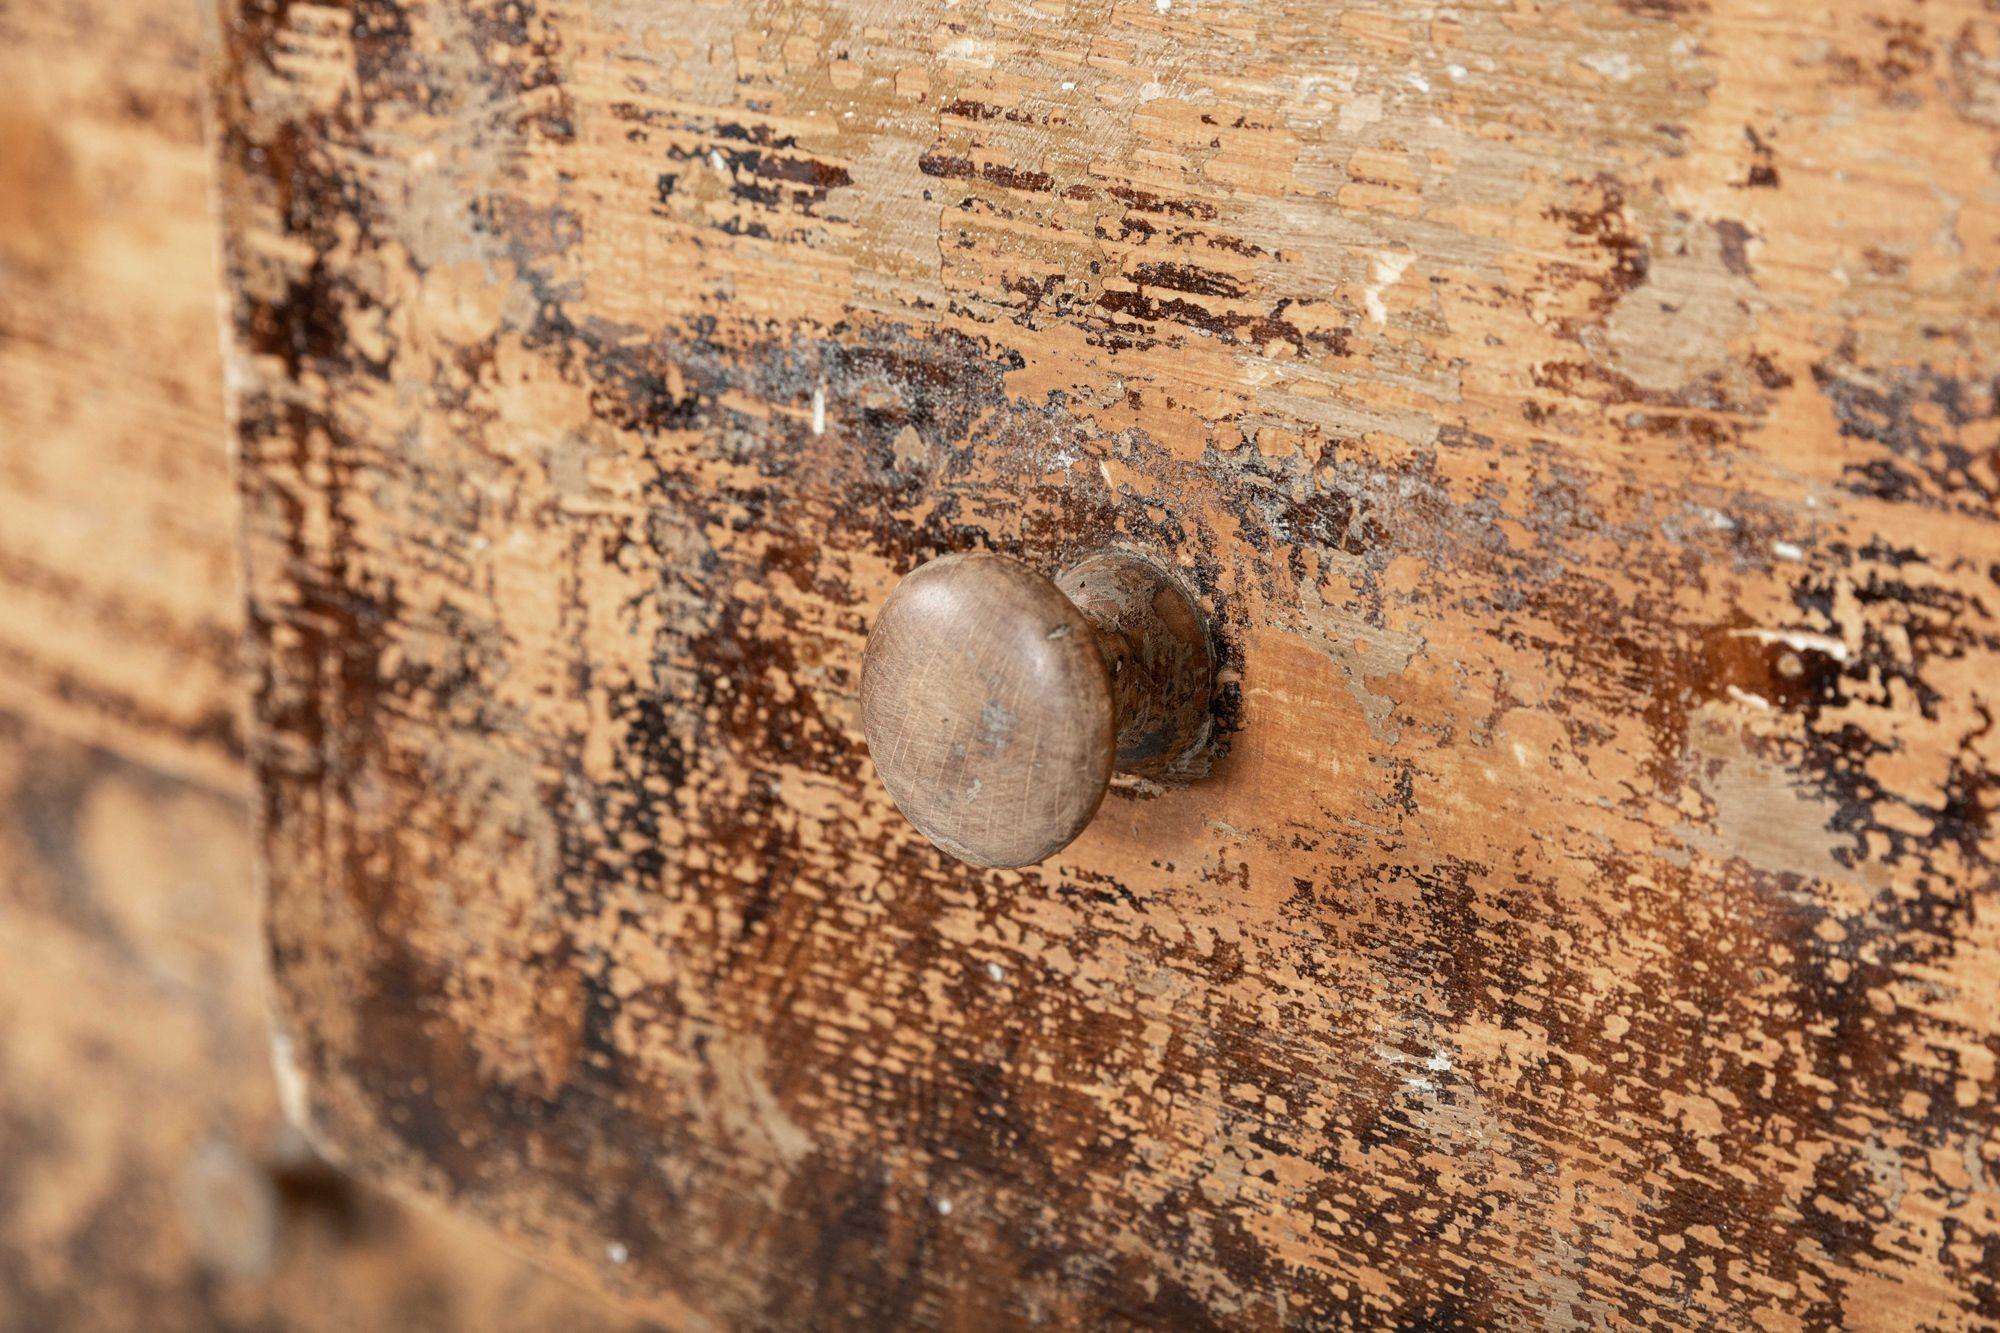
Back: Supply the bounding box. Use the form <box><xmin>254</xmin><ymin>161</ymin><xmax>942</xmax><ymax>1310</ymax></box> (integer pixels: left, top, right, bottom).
<box><xmin>0</xmin><ymin>712</ymin><xmax>658</xmax><ymax>1331</ymax></box>
<box><xmin>214</xmin><ymin>0</ymin><xmax>2000</xmax><ymax>1325</ymax></box>
<box><xmin>0</xmin><ymin>0</ymin><xmax>656</xmax><ymax>1325</ymax></box>
<box><xmin>0</xmin><ymin>0</ymin><xmax>246</xmax><ymax>794</ymax></box>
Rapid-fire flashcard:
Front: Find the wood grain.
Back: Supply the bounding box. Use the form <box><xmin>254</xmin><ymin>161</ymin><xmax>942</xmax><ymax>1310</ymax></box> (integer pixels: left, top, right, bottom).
<box><xmin>862</xmin><ymin>551</ymin><xmax>1117</xmax><ymax>869</ymax></box>
<box><xmin>0</xmin><ymin>0</ymin><xmax>658</xmax><ymax>1323</ymax></box>
<box><xmin>0</xmin><ymin>710</ymin><xmax>660</xmax><ymax>1331</ymax></box>
<box><xmin>0</xmin><ymin>0</ymin><xmax>245</xmax><ymax>793</ymax></box>
<box><xmin>212</xmin><ymin>0</ymin><xmax>2000</xmax><ymax>1326</ymax></box>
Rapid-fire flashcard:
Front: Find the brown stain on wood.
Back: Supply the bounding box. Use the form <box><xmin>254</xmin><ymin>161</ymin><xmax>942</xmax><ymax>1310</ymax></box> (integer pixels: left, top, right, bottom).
<box><xmin>210</xmin><ymin>0</ymin><xmax>2000</xmax><ymax>1326</ymax></box>
<box><xmin>0</xmin><ymin>0</ymin><xmax>666</xmax><ymax>1323</ymax></box>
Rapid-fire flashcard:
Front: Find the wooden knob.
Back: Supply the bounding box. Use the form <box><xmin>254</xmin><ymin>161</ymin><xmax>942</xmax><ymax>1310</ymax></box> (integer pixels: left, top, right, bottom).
<box><xmin>860</xmin><ymin>550</ymin><xmax>1216</xmax><ymax>868</ymax></box>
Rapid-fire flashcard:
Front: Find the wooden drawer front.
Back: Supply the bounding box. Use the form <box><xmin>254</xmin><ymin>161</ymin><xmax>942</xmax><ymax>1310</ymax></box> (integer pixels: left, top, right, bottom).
<box><xmin>213</xmin><ymin>0</ymin><xmax>2000</xmax><ymax>1326</ymax></box>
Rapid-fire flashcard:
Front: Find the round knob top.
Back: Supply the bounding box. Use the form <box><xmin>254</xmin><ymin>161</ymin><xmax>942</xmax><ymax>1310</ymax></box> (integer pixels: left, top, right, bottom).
<box><xmin>860</xmin><ymin>552</ymin><xmax>1116</xmax><ymax>869</ymax></box>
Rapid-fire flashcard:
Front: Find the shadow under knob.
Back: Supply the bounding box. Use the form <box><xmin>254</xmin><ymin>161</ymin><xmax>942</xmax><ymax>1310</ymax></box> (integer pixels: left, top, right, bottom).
<box><xmin>859</xmin><ymin>550</ymin><xmax>1215</xmax><ymax>868</ymax></box>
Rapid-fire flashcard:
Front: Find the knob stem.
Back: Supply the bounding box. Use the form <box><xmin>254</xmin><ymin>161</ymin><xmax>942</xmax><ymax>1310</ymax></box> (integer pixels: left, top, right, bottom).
<box><xmin>1056</xmin><ymin>552</ymin><xmax>1215</xmax><ymax>781</ymax></box>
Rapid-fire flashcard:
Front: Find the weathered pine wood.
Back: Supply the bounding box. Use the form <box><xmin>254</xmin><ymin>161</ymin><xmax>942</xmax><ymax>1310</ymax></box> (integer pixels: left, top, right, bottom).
<box><xmin>0</xmin><ymin>0</ymin><xmax>246</xmax><ymax>793</ymax></box>
<box><xmin>213</xmin><ymin>0</ymin><xmax>2000</xmax><ymax>1325</ymax></box>
<box><xmin>0</xmin><ymin>712</ymin><xmax>661</xmax><ymax>1330</ymax></box>
<box><xmin>0</xmin><ymin>1</ymin><xmax>659</xmax><ymax>1323</ymax></box>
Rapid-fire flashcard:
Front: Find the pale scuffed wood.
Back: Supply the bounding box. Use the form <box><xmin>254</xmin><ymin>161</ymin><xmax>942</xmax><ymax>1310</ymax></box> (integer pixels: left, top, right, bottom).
<box><xmin>212</xmin><ymin>0</ymin><xmax>2000</xmax><ymax>1326</ymax></box>
<box><xmin>0</xmin><ymin>0</ymin><xmax>244</xmax><ymax>791</ymax></box>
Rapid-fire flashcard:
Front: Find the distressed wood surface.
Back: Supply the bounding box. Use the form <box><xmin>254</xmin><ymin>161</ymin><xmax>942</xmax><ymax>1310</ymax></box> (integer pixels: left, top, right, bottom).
<box><xmin>0</xmin><ymin>0</ymin><xmax>658</xmax><ymax>1324</ymax></box>
<box><xmin>0</xmin><ymin>0</ymin><xmax>246</xmax><ymax>793</ymax></box>
<box><xmin>0</xmin><ymin>711</ymin><xmax>660</xmax><ymax>1331</ymax></box>
<box><xmin>212</xmin><ymin>0</ymin><xmax>2000</xmax><ymax>1326</ymax></box>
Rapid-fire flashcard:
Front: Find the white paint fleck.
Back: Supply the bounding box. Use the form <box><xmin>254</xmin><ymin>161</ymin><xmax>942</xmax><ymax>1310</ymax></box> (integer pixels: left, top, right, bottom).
<box><xmin>986</xmin><ymin>961</ymin><xmax>1005</xmax><ymax>981</ymax></box>
<box><xmin>269</xmin><ymin>1031</ymin><xmax>313</xmax><ymax>1135</ymax></box>
<box><xmin>1771</xmin><ymin>540</ymin><xmax>1805</xmax><ymax>561</ymax></box>
<box><xmin>1060</xmin><ymin>80</ymin><xmax>1076</xmax><ymax>90</ymax></box>
<box><xmin>1727</xmin><ymin>627</ymin><xmax>1850</xmax><ymax>662</ymax></box>
<box><xmin>1726</xmin><ymin>685</ymin><xmax>1773</xmax><ymax>711</ymax></box>
<box><xmin>1445</xmin><ymin>63</ymin><xmax>1468</xmax><ymax>81</ymax></box>
<box><xmin>1581</xmin><ymin>51</ymin><xmax>1633</xmax><ymax>81</ymax></box>
<box><xmin>708</xmin><ymin>148</ymin><xmax>726</xmax><ymax>173</ymax></box>
<box><xmin>607</xmin><ymin>1242</ymin><xmax>630</xmax><ymax>1264</ymax></box>
<box><xmin>1155</xmin><ymin>0</ymin><xmax>1170</xmax><ymax>12</ymax></box>
<box><xmin>936</xmin><ymin>1197</ymin><xmax>954</xmax><ymax>1215</ymax></box>
<box><xmin>1364</xmin><ymin>249</ymin><xmax>1414</xmax><ymax>324</ymax></box>
<box><xmin>811</xmin><ymin>384</ymin><xmax>826</xmax><ymax>436</ymax></box>
<box><xmin>1338</xmin><ymin>92</ymin><xmax>1382</xmax><ymax>134</ymax></box>
<box><xmin>1427</xmin><ymin>1051</ymin><xmax>1453</xmax><ymax>1072</ymax></box>
<box><xmin>941</xmin><ymin>37</ymin><xmax>996</xmax><ymax>67</ymax></box>
<box><xmin>1405</xmin><ymin>72</ymin><xmax>1430</xmax><ymax>92</ymax></box>
<box><xmin>223</xmin><ymin>353</ymin><xmax>251</xmax><ymax>398</ymax></box>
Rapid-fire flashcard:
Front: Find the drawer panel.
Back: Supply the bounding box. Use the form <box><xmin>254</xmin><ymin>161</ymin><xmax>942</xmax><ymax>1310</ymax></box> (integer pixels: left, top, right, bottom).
<box><xmin>212</xmin><ymin>0</ymin><xmax>2000</xmax><ymax>1325</ymax></box>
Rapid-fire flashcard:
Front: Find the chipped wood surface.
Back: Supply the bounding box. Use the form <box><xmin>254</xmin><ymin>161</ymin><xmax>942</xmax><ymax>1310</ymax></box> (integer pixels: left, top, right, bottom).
<box><xmin>212</xmin><ymin>0</ymin><xmax>2000</xmax><ymax>1325</ymax></box>
<box><xmin>0</xmin><ymin>711</ymin><xmax>660</xmax><ymax>1331</ymax></box>
<box><xmin>0</xmin><ymin>0</ymin><xmax>658</xmax><ymax>1323</ymax></box>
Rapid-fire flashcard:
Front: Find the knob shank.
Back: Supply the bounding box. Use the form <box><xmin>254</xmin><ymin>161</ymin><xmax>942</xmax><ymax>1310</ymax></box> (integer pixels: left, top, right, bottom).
<box><xmin>1057</xmin><ymin>552</ymin><xmax>1214</xmax><ymax>780</ymax></box>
